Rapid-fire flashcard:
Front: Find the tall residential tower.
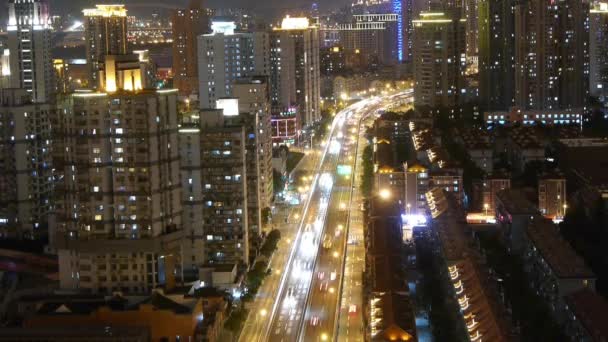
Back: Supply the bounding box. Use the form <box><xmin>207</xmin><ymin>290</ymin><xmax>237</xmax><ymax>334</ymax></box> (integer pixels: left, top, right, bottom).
<box><xmin>83</xmin><ymin>5</ymin><xmax>128</xmax><ymax>88</ymax></box>
<box><xmin>172</xmin><ymin>0</ymin><xmax>210</xmax><ymax>97</ymax></box>
<box><xmin>7</xmin><ymin>0</ymin><xmax>54</xmax><ymax>103</ymax></box>
<box><xmin>270</xmin><ymin>16</ymin><xmax>321</xmax><ymax>128</ymax></box>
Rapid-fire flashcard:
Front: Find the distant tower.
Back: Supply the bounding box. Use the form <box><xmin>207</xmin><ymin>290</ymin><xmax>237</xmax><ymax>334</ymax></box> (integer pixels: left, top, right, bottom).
<box><xmin>172</xmin><ymin>0</ymin><xmax>209</xmax><ymax>97</ymax></box>
<box><xmin>83</xmin><ymin>5</ymin><xmax>128</xmax><ymax>88</ymax></box>
<box><xmin>7</xmin><ymin>0</ymin><xmax>54</xmax><ymax>103</ymax></box>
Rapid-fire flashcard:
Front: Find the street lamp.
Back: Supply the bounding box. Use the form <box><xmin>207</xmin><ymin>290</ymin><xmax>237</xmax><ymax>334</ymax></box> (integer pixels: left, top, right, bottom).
<box><xmin>484</xmin><ymin>203</ymin><xmax>489</xmax><ymax>216</ymax></box>
<box><xmin>563</xmin><ymin>203</ymin><xmax>568</xmax><ymax>216</ymax></box>
<box><xmin>406</xmin><ymin>203</ymin><xmax>411</xmax><ymax>215</ymax></box>
<box><xmin>260</xmin><ymin>309</ymin><xmax>267</xmax><ymax>317</ymax></box>
<box><xmin>321</xmin><ymin>333</ymin><xmax>329</xmax><ymax>341</ymax></box>
<box><xmin>379</xmin><ymin>189</ymin><xmax>391</xmax><ymax>200</ymax></box>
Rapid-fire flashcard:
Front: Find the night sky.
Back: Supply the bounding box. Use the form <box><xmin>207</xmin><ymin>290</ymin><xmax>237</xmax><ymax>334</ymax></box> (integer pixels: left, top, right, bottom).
<box><xmin>0</xmin><ymin>0</ymin><xmax>353</xmax><ymax>18</ymax></box>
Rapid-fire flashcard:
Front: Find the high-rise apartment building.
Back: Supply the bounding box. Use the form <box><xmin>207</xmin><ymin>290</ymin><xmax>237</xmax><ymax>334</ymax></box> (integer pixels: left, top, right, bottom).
<box><xmin>233</xmin><ymin>78</ymin><xmax>274</xmax><ymax>237</ymax></box>
<box><xmin>478</xmin><ymin>0</ymin><xmax>515</xmax><ymax>110</ymax></box>
<box><xmin>172</xmin><ymin>0</ymin><xmax>209</xmax><ymax>97</ymax></box>
<box><xmin>464</xmin><ymin>0</ymin><xmax>479</xmax><ymax>61</ymax></box>
<box><xmin>83</xmin><ymin>5</ymin><xmax>128</xmax><ymax>88</ymax></box>
<box><xmin>413</xmin><ymin>12</ymin><xmax>466</xmax><ymax>109</ymax></box>
<box><xmin>590</xmin><ymin>2</ymin><xmax>608</xmax><ymax>97</ymax></box>
<box><xmin>270</xmin><ymin>16</ymin><xmax>321</xmax><ymax>128</ymax></box>
<box><xmin>7</xmin><ymin>0</ymin><xmax>54</xmax><ymax>103</ymax></box>
<box><xmin>54</xmin><ymin>58</ymin><xmax>182</xmax><ymax>293</ymax></box>
<box><xmin>337</xmin><ymin>14</ymin><xmax>401</xmax><ymax>66</ymax></box>
<box><xmin>514</xmin><ymin>0</ymin><xmax>589</xmax><ymax>111</ymax></box>
<box><xmin>197</xmin><ymin>21</ymin><xmax>269</xmax><ymax>109</ymax></box>
<box><xmin>179</xmin><ymin>108</ymin><xmax>249</xmax><ymax>266</ymax></box>
<box><xmin>0</xmin><ymin>89</ymin><xmax>54</xmax><ymax>239</ymax></box>
<box><xmin>400</xmin><ymin>0</ymin><xmax>414</xmax><ymax>62</ymax></box>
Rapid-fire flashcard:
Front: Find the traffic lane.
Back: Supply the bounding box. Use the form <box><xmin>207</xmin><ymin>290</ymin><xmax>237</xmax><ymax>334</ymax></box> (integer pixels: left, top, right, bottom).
<box><xmin>271</xmin><ymin>193</ymin><xmax>323</xmax><ymax>338</ymax></box>
<box><xmin>302</xmin><ymin>157</ymin><xmax>353</xmax><ymax>339</ymax></box>
<box><xmin>304</xmin><ymin>188</ymin><xmax>349</xmax><ymax>340</ymax></box>
<box><xmin>269</xmin><ymin>149</ymin><xmax>342</xmax><ymax>339</ymax></box>
<box><xmin>241</xmin><ymin>149</ymin><xmax>321</xmax><ymax>340</ymax></box>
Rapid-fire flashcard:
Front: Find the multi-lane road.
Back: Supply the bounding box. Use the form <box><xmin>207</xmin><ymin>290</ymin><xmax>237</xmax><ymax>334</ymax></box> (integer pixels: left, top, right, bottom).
<box><xmin>240</xmin><ymin>91</ymin><xmax>414</xmax><ymax>342</ymax></box>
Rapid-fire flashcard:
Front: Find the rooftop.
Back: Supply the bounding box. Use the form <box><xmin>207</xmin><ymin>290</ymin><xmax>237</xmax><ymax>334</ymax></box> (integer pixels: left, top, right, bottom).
<box><xmin>496</xmin><ymin>189</ymin><xmax>539</xmax><ymax>215</ymax></box>
<box><xmin>559</xmin><ymin>144</ymin><xmax>608</xmax><ymax>187</ymax></box>
<box><xmin>526</xmin><ymin>217</ymin><xmax>595</xmax><ymax>279</ymax></box>
<box><xmin>564</xmin><ymin>289</ymin><xmax>608</xmax><ymax>341</ymax></box>
<box><xmin>429</xmin><ymin>190</ymin><xmax>516</xmax><ymax>341</ymax></box>
<box><xmin>371</xmin><ymin>292</ymin><xmax>417</xmax><ymax>341</ymax></box>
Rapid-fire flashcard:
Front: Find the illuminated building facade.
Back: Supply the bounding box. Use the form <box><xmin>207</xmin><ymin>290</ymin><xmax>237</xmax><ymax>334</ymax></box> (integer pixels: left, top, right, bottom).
<box><xmin>270</xmin><ymin>17</ymin><xmax>321</xmax><ymax>128</ymax></box>
<box><xmin>590</xmin><ymin>2</ymin><xmax>608</xmax><ymax>97</ymax></box>
<box><xmin>179</xmin><ymin>108</ymin><xmax>249</xmax><ymax>266</ymax></box>
<box><xmin>538</xmin><ymin>172</ymin><xmax>567</xmax><ymax>221</ymax></box>
<box><xmin>83</xmin><ymin>5</ymin><xmax>128</xmax><ymax>89</ymax></box>
<box><xmin>514</xmin><ymin>0</ymin><xmax>589</xmax><ymax>111</ymax></box>
<box><xmin>336</xmin><ymin>14</ymin><xmax>400</xmax><ymax>67</ymax></box>
<box><xmin>197</xmin><ymin>21</ymin><xmax>269</xmax><ymax>109</ymax></box>
<box><xmin>172</xmin><ymin>0</ymin><xmax>209</xmax><ymax>97</ymax></box>
<box><xmin>413</xmin><ymin>12</ymin><xmax>466</xmax><ymax>109</ymax></box>
<box><xmin>0</xmin><ymin>89</ymin><xmax>54</xmax><ymax>239</ymax></box>
<box><xmin>7</xmin><ymin>0</ymin><xmax>54</xmax><ymax>103</ymax></box>
<box><xmin>54</xmin><ymin>73</ymin><xmax>182</xmax><ymax>293</ymax></box>
<box><xmin>233</xmin><ymin>78</ymin><xmax>274</xmax><ymax>238</ymax></box>
<box><xmin>271</xmin><ymin>108</ymin><xmax>299</xmax><ymax>146</ymax></box>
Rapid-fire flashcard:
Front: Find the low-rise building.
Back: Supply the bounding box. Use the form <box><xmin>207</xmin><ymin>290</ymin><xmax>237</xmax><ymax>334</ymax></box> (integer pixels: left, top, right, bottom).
<box><xmin>495</xmin><ymin>189</ymin><xmax>539</xmax><ymax>253</ymax></box>
<box><xmin>427</xmin><ymin>189</ymin><xmax>517</xmax><ymax>341</ymax></box>
<box><xmin>365</xmin><ymin>196</ymin><xmax>417</xmax><ymax>341</ymax></box>
<box><xmin>454</xmin><ymin>128</ymin><xmax>493</xmax><ymax>174</ymax></box>
<box><xmin>523</xmin><ymin>217</ymin><xmax>596</xmax><ymax>320</ymax></box>
<box><xmin>538</xmin><ymin>170</ymin><xmax>567</xmax><ymax>221</ymax></box>
<box><xmin>484</xmin><ymin>107</ymin><xmax>583</xmax><ymax>127</ymax></box>
<box><xmin>23</xmin><ymin>291</ymin><xmax>206</xmax><ymax>342</ymax></box>
<box><xmin>563</xmin><ymin>289</ymin><xmax>608</xmax><ymax>342</ymax></box>
<box><xmin>481</xmin><ymin>172</ymin><xmax>511</xmax><ymax>213</ymax></box>
<box><xmin>507</xmin><ymin>127</ymin><xmax>545</xmax><ymax>173</ymax></box>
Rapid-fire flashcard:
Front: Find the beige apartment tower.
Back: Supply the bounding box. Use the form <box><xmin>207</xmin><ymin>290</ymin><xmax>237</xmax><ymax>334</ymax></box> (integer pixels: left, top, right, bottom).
<box><xmin>54</xmin><ymin>61</ymin><xmax>182</xmax><ymax>293</ymax></box>
<box><xmin>83</xmin><ymin>5</ymin><xmax>128</xmax><ymax>88</ymax></box>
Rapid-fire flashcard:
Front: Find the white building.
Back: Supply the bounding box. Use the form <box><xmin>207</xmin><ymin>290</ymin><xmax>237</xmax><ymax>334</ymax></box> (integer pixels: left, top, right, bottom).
<box><xmin>197</xmin><ymin>20</ymin><xmax>269</xmax><ymax>109</ymax></box>
<box><xmin>7</xmin><ymin>0</ymin><xmax>54</xmax><ymax>103</ymax></box>
<box><xmin>270</xmin><ymin>16</ymin><xmax>321</xmax><ymax>128</ymax></box>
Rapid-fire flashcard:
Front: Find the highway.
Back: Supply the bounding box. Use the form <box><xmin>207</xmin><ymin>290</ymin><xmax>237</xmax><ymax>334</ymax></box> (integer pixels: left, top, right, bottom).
<box><xmin>301</xmin><ymin>92</ymin><xmax>414</xmax><ymax>342</ymax></box>
<box><xmin>241</xmin><ymin>91</ymin><xmax>414</xmax><ymax>342</ymax></box>
<box><xmin>239</xmin><ymin>149</ymin><xmax>321</xmax><ymax>342</ymax></box>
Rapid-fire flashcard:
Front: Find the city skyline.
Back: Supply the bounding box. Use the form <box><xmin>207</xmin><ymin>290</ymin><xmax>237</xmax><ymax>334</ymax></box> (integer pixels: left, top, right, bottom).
<box><xmin>0</xmin><ymin>0</ymin><xmax>607</xmax><ymax>341</ymax></box>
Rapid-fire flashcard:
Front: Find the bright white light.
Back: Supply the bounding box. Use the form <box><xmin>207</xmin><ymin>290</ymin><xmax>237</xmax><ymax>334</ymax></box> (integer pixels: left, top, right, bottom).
<box><xmin>329</xmin><ymin>139</ymin><xmax>341</xmax><ymax>154</ymax></box>
<box><xmin>280</xmin><ymin>16</ymin><xmax>310</xmax><ymax>30</ymax></box>
<box><xmin>216</xmin><ymin>98</ymin><xmax>239</xmax><ymax>116</ymax></box>
<box><xmin>402</xmin><ymin>213</ymin><xmax>427</xmax><ymax>226</ymax></box>
<box><xmin>211</xmin><ymin>21</ymin><xmax>236</xmax><ymax>35</ymax></box>
<box><xmin>379</xmin><ymin>189</ymin><xmax>391</xmax><ymax>199</ymax></box>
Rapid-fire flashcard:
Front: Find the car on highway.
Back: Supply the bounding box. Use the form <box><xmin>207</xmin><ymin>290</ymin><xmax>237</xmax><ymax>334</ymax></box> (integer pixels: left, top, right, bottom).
<box><xmin>319</xmin><ymin>281</ymin><xmax>329</xmax><ymax>292</ymax></box>
<box><xmin>330</xmin><ymin>271</ymin><xmax>337</xmax><ymax>281</ymax></box>
<box><xmin>310</xmin><ymin>316</ymin><xmax>320</xmax><ymax>326</ymax></box>
<box><xmin>318</xmin><ymin>271</ymin><xmax>325</xmax><ymax>280</ymax></box>
<box><xmin>322</xmin><ymin>235</ymin><xmax>333</xmax><ymax>249</ymax></box>
<box><xmin>348</xmin><ymin>304</ymin><xmax>358</xmax><ymax>316</ymax></box>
